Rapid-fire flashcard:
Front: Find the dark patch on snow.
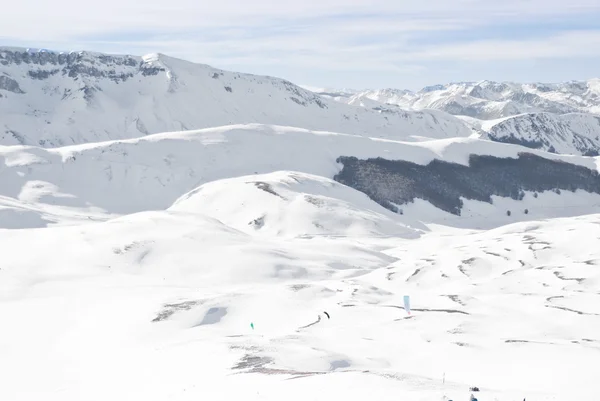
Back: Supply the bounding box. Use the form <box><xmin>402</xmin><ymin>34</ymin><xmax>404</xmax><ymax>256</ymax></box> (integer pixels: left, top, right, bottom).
<box><xmin>28</xmin><ymin>69</ymin><xmax>60</xmax><ymax>80</ymax></box>
<box><xmin>304</xmin><ymin>195</ymin><xmax>325</xmax><ymax>206</ymax></box>
<box><xmin>483</xmin><ymin>250</ymin><xmax>507</xmax><ymax>259</ymax></box>
<box><xmin>252</xmin><ymin>181</ymin><xmax>285</xmax><ymax>199</ymax></box>
<box><xmin>412</xmin><ymin>308</ymin><xmax>469</xmax><ymax>315</ymax></box>
<box><xmin>288</xmin><ymin>284</ymin><xmax>310</xmax><ymax>291</ymax></box>
<box><xmin>383</xmin><ymin>304</ymin><xmax>469</xmax><ymax>315</ymax></box>
<box><xmin>113</xmin><ymin>240</ymin><xmax>153</xmax><ymax>255</ymax></box>
<box><xmin>231</xmin><ymin>348</ymin><xmax>327</xmax><ymax>377</ymax></box>
<box><xmin>290</xmin><ymin>96</ymin><xmax>306</xmax><ymax>106</ymax></box>
<box><xmin>333</xmin><ymin>153</ymin><xmax>600</xmax><ymax>216</ymax></box>
<box><xmin>5</xmin><ymin>130</ymin><xmax>26</xmax><ymax>145</ymax></box>
<box><xmin>545</xmin><ymin>305</ymin><xmax>598</xmax><ymax>316</ymax></box>
<box><xmin>0</xmin><ymin>75</ymin><xmax>24</xmax><ymax>93</ymax></box>
<box><xmin>445</xmin><ymin>295</ymin><xmax>467</xmax><ymax>306</ymax></box>
<box><xmin>553</xmin><ymin>271</ymin><xmax>585</xmax><ymax>283</ymax></box>
<box><xmin>249</xmin><ymin>215</ymin><xmax>265</xmax><ymax>229</ymax></box>
<box><xmin>152</xmin><ymin>300</ymin><xmax>202</xmax><ymax>322</ymax></box>
<box><xmin>406</xmin><ymin>267</ymin><xmax>422</xmax><ymax>281</ymax></box>
<box><xmin>232</xmin><ymin>354</ymin><xmax>273</xmax><ymax>371</ymax></box>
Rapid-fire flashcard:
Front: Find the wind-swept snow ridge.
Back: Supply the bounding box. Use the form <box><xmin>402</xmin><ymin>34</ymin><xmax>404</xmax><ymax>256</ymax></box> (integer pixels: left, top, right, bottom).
<box><xmin>0</xmin><ymin>47</ymin><xmax>470</xmax><ymax>147</ymax></box>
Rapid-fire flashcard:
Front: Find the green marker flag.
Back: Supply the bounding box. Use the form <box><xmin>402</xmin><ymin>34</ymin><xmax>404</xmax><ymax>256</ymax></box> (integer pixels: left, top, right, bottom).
<box><xmin>250</xmin><ymin>322</ymin><xmax>254</xmax><ymax>330</ymax></box>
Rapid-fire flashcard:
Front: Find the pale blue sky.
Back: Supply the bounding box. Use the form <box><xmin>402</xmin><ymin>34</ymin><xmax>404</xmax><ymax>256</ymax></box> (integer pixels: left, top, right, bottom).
<box><xmin>2</xmin><ymin>0</ymin><xmax>600</xmax><ymax>90</ymax></box>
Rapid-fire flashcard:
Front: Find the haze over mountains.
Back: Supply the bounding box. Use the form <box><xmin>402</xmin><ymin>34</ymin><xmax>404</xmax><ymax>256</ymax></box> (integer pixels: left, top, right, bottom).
<box><xmin>310</xmin><ymin>80</ymin><xmax>600</xmax><ymax>156</ymax></box>
<box><xmin>317</xmin><ymin>79</ymin><xmax>600</xmax><ymax>118</ymax></box>
<box><xmin>1</xmin><ymin>46</ymin><xmax>600</xmax><ymax>401</ymax></box>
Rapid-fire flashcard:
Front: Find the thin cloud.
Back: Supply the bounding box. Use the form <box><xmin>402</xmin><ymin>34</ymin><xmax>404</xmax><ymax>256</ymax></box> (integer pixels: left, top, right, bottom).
<box><xmin>3</xmin><ymin>0</ymin><xmax>600</xmax><ymax>39</ymax></box>
<box><xmin>3</xmin><ymin>0</ymin><xmax>600</xmax><ymax>88</ymax></box>
<box><xmin>411</xmin><ymin>30</ymin><xmax>600</xmax><ymax>61</ymax></box>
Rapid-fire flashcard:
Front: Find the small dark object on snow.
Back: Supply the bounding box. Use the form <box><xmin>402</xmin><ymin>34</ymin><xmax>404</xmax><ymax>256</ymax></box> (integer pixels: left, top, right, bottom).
<box><xmin>470</xmin><ymin>387</ymin><xmax>480</xmax><ymax>392</ymax></box>
<box><xmin>324</xmin><ymin>311</ymin><xmax>330</xmax><ymax>319</ymax></box>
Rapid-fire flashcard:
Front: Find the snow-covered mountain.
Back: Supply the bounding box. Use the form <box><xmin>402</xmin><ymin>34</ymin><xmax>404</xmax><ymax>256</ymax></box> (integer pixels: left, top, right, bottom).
<box><xmin>479</xmin><ymin>113</ymin><xmax>600</xmax><ymax>156</ymax></box>
<box><xmin>307</xmin><ymin>80</ymin><xmax>600</xmax><ymax>156</ymax></box>
<box><xmin>326</xmin><ymin>79</ymin><xmax>600</xmax><ymax>120</ymax></box>
<box><xmin>0</xmin><ymin>47</ymin><xmax>471</xmax><ymax>147</ymax></box>
<box><xmin>3</xmin><ymin>46</ymin><xmax>600</xmax><ymax>401</ymax></box>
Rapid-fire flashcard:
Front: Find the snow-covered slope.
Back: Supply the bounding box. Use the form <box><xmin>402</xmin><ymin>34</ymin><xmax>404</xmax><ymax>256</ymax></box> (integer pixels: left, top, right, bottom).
<box><xmin>0</xmin><ymin>47</ymin><xmax>471</xmax><ymax>147</ymax></box>
<box><xmin>1</xmin><ymin>189</ymin><xmax>599</xmax><ymax>400</ymax></box>
<box><xmin>481</xmin><ymin>113</ymin><xmax>600</xmax><ymax>156</ymax></box>
<box><xmin>2</xmin><ymin>124</ymin><xmax>599</xmax><ymax>230</ymax></box>
<box><xmin>325</xmin><ymin>79</ymin><xmax>600</xmax><ymax>120</ymax></box>
<box><xmin>169</xmin><ymin>171</ymin><xmax>421</xmax><ymax>238</ymax></box>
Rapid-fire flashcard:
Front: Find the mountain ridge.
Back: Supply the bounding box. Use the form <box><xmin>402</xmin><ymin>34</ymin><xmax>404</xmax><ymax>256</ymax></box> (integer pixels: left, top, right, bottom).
<box><xmin>311</xmin><ymin>78</ymin><xmax>600</xmax><ymax>119</ymax></box>
<box><xmin>0</xmin><ymin>46</ymin><xmax>471</xmax><ymax>148</ymax></box>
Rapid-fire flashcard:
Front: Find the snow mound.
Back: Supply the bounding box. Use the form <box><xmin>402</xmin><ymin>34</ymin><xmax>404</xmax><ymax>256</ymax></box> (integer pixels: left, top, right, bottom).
<box><xmin>169</xmin><ymin>171</ymin><xmax>421</xmax><ymax>238</ymax></box>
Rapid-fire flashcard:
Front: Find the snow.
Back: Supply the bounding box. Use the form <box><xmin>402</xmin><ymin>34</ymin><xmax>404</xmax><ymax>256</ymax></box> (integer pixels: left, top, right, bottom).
<box><xmin>320</xmin><ymin>79</ymin><xmax>600</xmax><ymax>155</ymax></box>
<box><xmin>2</xmin><ymin>47</ymin><xmax>600</xmax><ymax>401</ymax></box>
<box><xmin>0</xmin><ymin>47</ymin><xmax>471</xmax><ymax>147</ymax></box>
<box><xmin>481</xmin><ymin>112</ymin><xmax>600</xmax><ymax>156</ymax></box>
<box><xmin>340</xmin><ymin>79</ymin><xmax>600</xmax><ymax>120</ymax></box>
<box><xmin>1</xmin><ymin>123</ymin><xmax>598</xmax><ymax>229</ymax></box>
<box><xmin>1</xmin><ymin>184</ymin><xmax>600</xmax><ymax>400</ymax></box>
<box><xmin>168</xmin><ymin>171</ymin><xmax>421</xmax><ymax>238</ymax></box>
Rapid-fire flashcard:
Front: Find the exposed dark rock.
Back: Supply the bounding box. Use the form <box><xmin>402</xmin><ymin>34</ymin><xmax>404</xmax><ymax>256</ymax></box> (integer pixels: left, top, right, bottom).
<box><xmin>0</xmin><ymin>48</ymin><xmax>163</xmax><ymax>84</ymax></box>
<box><xmin>28</xmin><ymin>69</ymin><xmax>60</xmax><ymax>80</ymax></box>
<box><xmin>0</xmin><ymin>75</ymin><xmax>24</xmax><ymax>93</ymax></box>
<box><xmin>252</xmin><ymin>181</ymin><xmax>285</xmax><ymax>198</ymax></box>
